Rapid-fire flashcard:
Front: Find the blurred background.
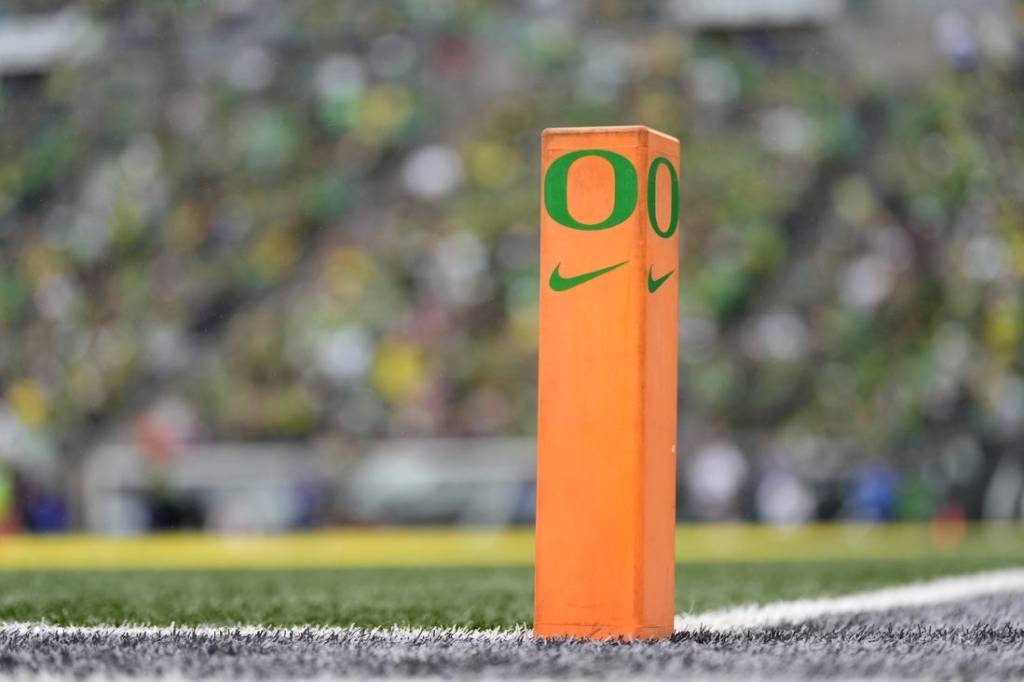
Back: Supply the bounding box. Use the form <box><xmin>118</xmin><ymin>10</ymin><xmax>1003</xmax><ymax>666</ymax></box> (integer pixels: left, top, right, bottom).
<box><xmin>0</xmin><ymin>0</ymin><xmax>1022</xmax><ymax>535</ymax></box>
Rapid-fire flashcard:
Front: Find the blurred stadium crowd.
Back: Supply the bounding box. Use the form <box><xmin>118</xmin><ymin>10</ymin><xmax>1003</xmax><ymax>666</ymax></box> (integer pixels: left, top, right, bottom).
<box><xmin>0</xmin><ymin>0</ymin><xmax>1022</xmax><ymax>532</ymax></box>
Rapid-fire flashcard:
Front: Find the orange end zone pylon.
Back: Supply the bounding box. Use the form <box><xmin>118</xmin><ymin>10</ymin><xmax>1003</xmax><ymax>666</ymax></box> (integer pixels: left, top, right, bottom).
<box><xmin>535</xmin><ymin>126</ymin><xmax>680</xmax><ymax>640</ymax></box>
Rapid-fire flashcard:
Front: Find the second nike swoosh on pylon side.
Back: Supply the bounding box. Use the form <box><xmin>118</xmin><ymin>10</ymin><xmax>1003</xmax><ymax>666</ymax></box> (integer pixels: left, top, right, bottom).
<box><xmin>647</xmin><ymin>266</ymin><xmax>674</xmax><ymax>293</ymax></box>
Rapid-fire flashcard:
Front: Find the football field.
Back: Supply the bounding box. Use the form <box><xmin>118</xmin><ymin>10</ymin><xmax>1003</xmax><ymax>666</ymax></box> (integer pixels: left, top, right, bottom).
<box><xmin>0</xmin><ymin>524</ymin><xmax>1023</xmax><ymax>679</ymax></box>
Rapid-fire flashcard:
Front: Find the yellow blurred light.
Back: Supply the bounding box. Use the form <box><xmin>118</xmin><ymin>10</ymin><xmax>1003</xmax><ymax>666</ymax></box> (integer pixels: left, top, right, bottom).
<box><xmin>6</xmin><ymin>379</ymin><xmax>48</xmax><ymax>428</ymax></box>
<box><xmin>468</xmin><ymin>142</ymin><xmax>521</xmax><ymax>189</ymax></box>
<box><xmin>372</xmin><ymin>341</ymin><xmax>425</xmax><ymax>404</ymax></box>
<box><xmin>985</xmin><ymin>295</ymin><xmax>1021</xmax><ymax>359</ymax></box>
<box><xmin>352</xmin><ymin>85</ymin><xmax>413</xmax><ymax>144</ymax></box>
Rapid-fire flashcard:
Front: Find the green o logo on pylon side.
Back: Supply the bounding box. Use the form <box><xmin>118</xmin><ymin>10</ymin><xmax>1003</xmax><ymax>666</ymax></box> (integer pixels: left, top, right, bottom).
<box><xmin>647</xmin><ymin>157</ymin><xmax>679</xmax><ymax>239</ymax></box>
<box><xmin>544</xmin><ymin>151</ymin><xmax>679</xmax><ymax>237</ymax></box>
<box><xmin>544</xmin><ymin>150</ymin><xmax>638</xmax><ymax>230</ymax></box>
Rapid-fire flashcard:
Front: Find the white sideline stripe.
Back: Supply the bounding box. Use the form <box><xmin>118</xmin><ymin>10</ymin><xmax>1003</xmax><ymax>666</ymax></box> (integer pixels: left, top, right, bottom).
<box><xmin>1</xmin><ymin>568</ymin><xmax>1023</xmax><ymax>642</ymax></box>
<box><xmin>674</xmin><ymin>567</ymin><xmax>1024</xmax><ymax>633</ymax></box>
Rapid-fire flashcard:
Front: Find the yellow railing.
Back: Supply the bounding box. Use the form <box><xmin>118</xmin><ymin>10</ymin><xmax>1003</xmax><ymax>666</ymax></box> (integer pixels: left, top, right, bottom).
<box><xmin>0</xmin><ymin>523</ymin><xmax>1020</xmax><ymax>570</ymax></box>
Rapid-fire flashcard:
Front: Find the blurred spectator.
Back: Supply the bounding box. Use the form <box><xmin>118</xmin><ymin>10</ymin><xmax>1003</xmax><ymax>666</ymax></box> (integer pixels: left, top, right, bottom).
<box><xmin>850</xmin><ymin>467</ymin><xmax>899</xmax><ymax>522</ymax></box>
<box><xmin>687</xmin><ymin>442</ymin><xmax>749</xmax><ymax>520</ymax></box>
<box><xmin>23</xmin><ymin>490</ymin><xmax>67</xmax><ymax>533</ymax></box>
<box><xmin>755</xmin><ymin>469</ymin><xmax>816</xmax><ymax>525</ymax></box>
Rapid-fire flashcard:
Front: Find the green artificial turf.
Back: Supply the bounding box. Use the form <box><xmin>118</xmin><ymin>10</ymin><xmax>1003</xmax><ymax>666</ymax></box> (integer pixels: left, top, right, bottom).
<box><xmin>0</xmin><ymin>556</ymin><xmax>1021</xmax><ymax>628</ymax></box>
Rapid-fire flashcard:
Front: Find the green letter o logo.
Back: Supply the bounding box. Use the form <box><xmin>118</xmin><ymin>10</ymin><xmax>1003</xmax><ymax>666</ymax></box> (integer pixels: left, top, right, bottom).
<box><xmin>647</xmin><ymin>156</ymin><xmax>679</xmax><ymax>239</ymax></box>
<box><xmin>544</xmin><ymin>150</ymin><xmax>638</xmax><ymax>230</ymax></box>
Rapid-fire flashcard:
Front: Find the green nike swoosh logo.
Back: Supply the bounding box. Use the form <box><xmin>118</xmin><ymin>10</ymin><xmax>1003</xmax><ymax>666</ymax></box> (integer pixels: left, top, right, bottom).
<box><xmin>647</xmin><ymin>266</ymin><xmax>674</xmax><ymax>293</ymax></box>
<box><xmin>549</xmin><ymin>260</ymin><xmax>629</xmax><ymax>291</ymax></box>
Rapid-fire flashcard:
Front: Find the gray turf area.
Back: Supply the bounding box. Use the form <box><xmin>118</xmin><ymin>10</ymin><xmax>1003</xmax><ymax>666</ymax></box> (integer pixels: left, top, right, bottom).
<box><xmin>1</xmin><ymin>593</ymin><xmax>1023</xmax><ymax>681</ymax></box>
